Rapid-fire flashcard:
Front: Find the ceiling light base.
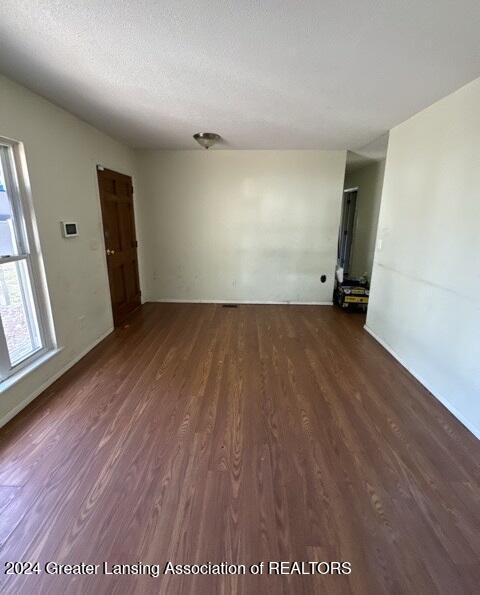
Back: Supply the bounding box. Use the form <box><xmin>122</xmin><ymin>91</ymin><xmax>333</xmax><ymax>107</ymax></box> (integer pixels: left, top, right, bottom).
<box><xmin>193</xmin><ymin>132</ymin><xmax>221</xmax><ymax>149</ymax></box>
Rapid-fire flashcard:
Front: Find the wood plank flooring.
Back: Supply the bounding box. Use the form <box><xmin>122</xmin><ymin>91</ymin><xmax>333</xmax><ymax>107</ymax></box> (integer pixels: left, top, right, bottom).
<box><xmin>0</xmin><ymin>303</ymin><xmax>479</xmax><ymax>594</ymax></box>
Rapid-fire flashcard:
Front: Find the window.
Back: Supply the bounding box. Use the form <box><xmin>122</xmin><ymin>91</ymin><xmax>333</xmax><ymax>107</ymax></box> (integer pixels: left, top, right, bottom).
<box><xmin>0</xmin><ymin>137</ymin><xmax>55</xmax><ymax>382</ymax></box>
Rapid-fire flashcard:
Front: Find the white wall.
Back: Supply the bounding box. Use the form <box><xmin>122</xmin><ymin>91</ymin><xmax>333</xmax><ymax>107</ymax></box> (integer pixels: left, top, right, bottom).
<box><xmin>0</xmin><ymin>75</ymin><xmax>139</xmax><ymax>424</ymax></box>
<box><xmin>345</xmin><ymin>159</ymin><xmax>385</xmax><ymax>279</ymax></box>
<box><xmin>135</xmin><ymin>150</ymin><xmax>346</xmax><ymax>304</ymax></box>
<box><xmin>366</xmin><ymin>77</ymin><xmax>480</xmax><ymax>439</ymax></box>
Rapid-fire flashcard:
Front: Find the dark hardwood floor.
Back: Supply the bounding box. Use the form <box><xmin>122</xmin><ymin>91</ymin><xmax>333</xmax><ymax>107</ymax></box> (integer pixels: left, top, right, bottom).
<box><xmin>0</xmin><ymin>303</ymin><xmax>479</xmax><ymax>594</ymax></box>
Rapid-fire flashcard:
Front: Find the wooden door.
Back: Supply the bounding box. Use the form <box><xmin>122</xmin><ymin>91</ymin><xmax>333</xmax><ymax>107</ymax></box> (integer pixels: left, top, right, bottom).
<box><xmin>97</xmin><ymin>167</ymin><xmax>141</xmax><ymax>326</ymax></box>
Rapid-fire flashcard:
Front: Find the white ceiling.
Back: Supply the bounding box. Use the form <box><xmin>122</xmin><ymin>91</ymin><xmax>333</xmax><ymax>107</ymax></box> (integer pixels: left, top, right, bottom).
<box><xmin>346</xmin><ymin>134</ymin><xmax>389</xmax><ymax>171</ymax></box>
<box><xmin>1</xmin><ymin>1</ymin><xmax>480</xmax><ymax>150</ymax></box>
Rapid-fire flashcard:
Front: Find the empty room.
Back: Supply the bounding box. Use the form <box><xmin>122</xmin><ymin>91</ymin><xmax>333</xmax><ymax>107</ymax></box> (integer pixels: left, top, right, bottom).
<box><xmin>0</xmin><ymin>1</ymin><xmax>479</xmax><ymax>593</ymax></box>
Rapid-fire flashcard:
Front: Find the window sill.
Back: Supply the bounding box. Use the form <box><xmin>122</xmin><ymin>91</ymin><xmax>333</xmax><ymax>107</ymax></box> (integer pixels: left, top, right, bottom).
<box><xmin>0</xmin><ymin>347</ymin><xmax>63</xmax><ymax>393</ymax></box>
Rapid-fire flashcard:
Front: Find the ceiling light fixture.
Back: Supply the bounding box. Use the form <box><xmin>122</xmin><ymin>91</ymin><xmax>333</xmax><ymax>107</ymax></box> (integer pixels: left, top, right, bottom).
<box><xmin>193</xmin><ymin>132</ymin><xmax>221</xmax><ymax>149</ymax></box>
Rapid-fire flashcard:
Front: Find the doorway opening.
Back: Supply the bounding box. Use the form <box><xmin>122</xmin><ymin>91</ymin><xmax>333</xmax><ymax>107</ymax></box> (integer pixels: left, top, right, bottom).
<box><xmin>334</xmin><ymin>187</ymin><xmax>369</xmax><ymax>312</ymax></box>
<box><xmin>337</xmin><ymin>188</ymin><xmax>358</xmax><ymax>276</ymax></box>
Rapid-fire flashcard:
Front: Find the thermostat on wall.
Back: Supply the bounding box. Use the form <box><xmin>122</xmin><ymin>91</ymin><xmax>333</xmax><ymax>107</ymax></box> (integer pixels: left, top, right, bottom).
<box><xmin>61</xmin><ymin>221</ymin><xmax>79</xmax><ymax>238</ymax></box>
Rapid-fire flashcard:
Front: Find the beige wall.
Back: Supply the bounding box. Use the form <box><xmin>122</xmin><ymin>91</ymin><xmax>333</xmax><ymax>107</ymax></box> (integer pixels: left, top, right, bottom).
<box><xmin>0</xmin><ymin>75</ymin><xmax>139</xmax><ymax>424</ymax></box>
<box><xmin>345</xmin><ymin>159</ymin><xmax>385</xmax><ymax>279</ymax></box>
<box><xmin>135</xmin><ymin>150</ymin><xmax>346</xmax><ymax>304</ymax></box>
<box><xmin>366</xmin><ymin>77</ymin><xmax>480</xmax><ymax>439</ymax></box>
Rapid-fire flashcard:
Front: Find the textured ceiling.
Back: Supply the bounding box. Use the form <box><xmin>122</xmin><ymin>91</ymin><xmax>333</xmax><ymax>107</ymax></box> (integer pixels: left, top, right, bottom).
<box><xmin>346</xmin><ymin>134</ymin><xmax>389</xmax><ymax>171</ymax></box>
<box><xmin>1</xmin><ymin>1</ymin><xmax>480</xmax><ymax>149</ymax></box>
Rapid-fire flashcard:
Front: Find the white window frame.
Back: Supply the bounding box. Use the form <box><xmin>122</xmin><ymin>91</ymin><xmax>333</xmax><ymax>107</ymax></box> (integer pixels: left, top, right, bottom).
<box><xmin>0</xmin><ymin>136</ymin><xmax>56</xmax><ymax>383</ymax></box>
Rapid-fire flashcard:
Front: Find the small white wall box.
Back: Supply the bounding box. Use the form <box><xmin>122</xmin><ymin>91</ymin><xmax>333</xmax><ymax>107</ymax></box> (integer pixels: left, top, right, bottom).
<box><xmin>61</xmin><ymin>222</ymin><xmax>79</xmax><ymax>238</ymax></box>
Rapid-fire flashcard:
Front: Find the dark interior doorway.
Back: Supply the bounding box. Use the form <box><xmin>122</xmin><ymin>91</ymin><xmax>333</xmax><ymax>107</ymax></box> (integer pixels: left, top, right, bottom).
<box><xmin>337</xmin><ymin>188</ymin><xmax>358</xmax><ymax>276</ymax></box>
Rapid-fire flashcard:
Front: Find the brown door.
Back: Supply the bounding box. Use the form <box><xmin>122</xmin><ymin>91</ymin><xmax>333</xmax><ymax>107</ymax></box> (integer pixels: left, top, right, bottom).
<box><xmin>97</xmin><ymin>167</ymin><xmax>141</xmax><ymax>326</ymax></box>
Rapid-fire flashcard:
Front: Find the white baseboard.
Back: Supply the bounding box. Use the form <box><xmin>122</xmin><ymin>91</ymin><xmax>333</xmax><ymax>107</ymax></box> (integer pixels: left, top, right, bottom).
<box><xmin>0</xmin><ymin>327</ymin><xmax>114</xmax><ymax>429</ymax></box>
<box><xmin>150</xmin><ymin>299</ymin><xmax>333</xmax><ymax>306</ymax></box>
<box><xmin>364</xmin><ymin>324</ymin><xmax>480</xmax><ymax>440</ymax></box>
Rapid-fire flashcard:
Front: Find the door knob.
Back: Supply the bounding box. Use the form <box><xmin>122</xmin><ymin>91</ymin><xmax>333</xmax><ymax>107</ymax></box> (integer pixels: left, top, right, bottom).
<box><xmin>106</xmin><ymin>249</ymin><xmax>115</xmax><ymax>255</ymax></box>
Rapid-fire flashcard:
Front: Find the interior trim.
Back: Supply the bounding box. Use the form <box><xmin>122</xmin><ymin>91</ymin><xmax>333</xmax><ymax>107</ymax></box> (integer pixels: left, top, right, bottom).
<box><xmin>364</xmin><ymin>324</ymin><xmax>480</xmax><ymax>440</ymax></box>
<box><xmin>0</xmin><ymin>327</ymin><xmax>113</xmax><ymax>429</ymax></box>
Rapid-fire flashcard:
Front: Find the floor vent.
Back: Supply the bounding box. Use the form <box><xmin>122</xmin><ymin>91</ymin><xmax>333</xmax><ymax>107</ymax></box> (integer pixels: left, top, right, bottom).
<box><xmin>222</xmin><ymin>304</ymin><xmax>238</xmax><ymax>308</ymax></box>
